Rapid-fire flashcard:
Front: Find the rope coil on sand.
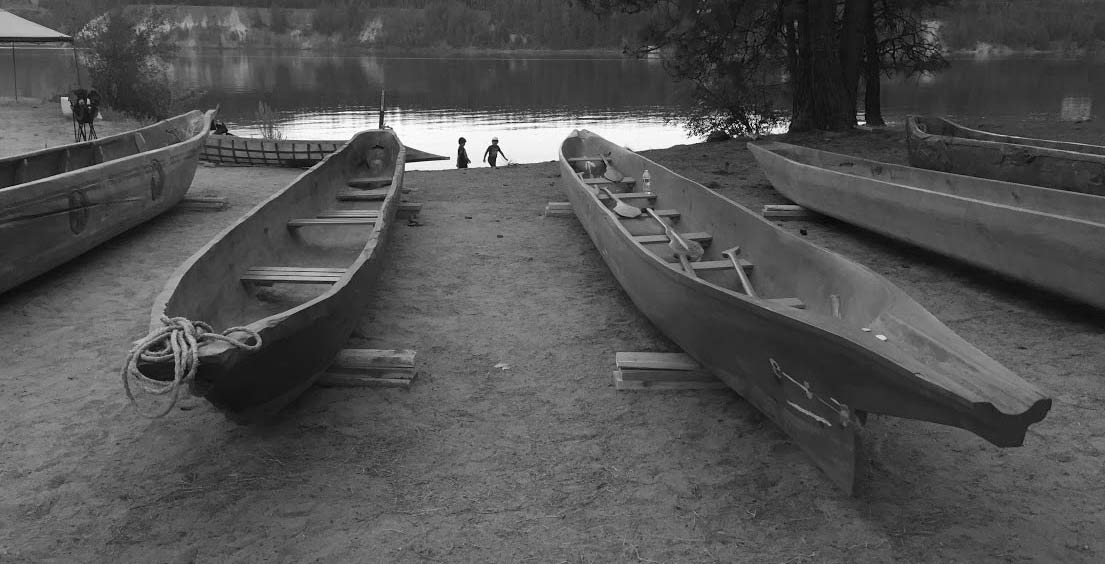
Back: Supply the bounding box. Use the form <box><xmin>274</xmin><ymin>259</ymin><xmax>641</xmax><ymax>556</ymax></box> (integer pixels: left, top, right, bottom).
<box><xmin>122</xmin><ymin>316</ymin><xmax>261</xmax><ymax>418</ymax></box>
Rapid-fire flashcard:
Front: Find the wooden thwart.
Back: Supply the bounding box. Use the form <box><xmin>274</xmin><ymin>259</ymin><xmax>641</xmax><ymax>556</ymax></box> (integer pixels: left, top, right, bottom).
<box><xmin>318</xmin><ymin>348</ymin><xmax>418</xmax><ymax>389</ymax></box>
<box><xmin>634</xmin><ymin>232</ymin><xmax>713</xmax><ymax>246</ymax></box>
<box><xmin>241</xmin><ymin>266</ymin><xmax>345</xmax><ymax>285</ymax></box>
<box><xmin>582</xmin><ymin>177</ymin><xmax>636</xmax><ymax>187</ymax></box>
<box><xmin>597</xmin><ymin>191</ymin><xmax>655</xmax><ymax>201</ymax></box>
<box><xmin>347</xmin><ymin>176</ymin><xmax>392</xmax><ymax>189</ymax></box>
<box><xmin>287</xmin><ymin>217</ymin><xmax>377</xmax><ymax>229</ymax></box>
<box><xmin>681</xmin><ymin>258</ymin><xmax>754</xmax><ymax>272</ymax></box>
<box><xmin>613</xmin><ymin>352</ymin><xmax>727</xmax><ymax>391</ymax></box>
<box><xmin>763</xmin><ymin>204</ymin><xmax>816</xmax><ymax>219</ymax></box>
<box><xmin>336</xmin><ymin>189</ymin><xmax>389</xmax><ymax>201</ymax></box>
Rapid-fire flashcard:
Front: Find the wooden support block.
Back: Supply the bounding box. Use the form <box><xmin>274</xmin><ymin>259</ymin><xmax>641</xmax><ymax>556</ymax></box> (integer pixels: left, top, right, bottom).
<box><xmin>318</xmin><ymin>349</ymin><xmax>417</xmax><ymax>389</ymax></box>
<box><xmin>398</xmin><ymin>202</ymin><xmax>422</xmax><ymax>219</ymax></box>
<box><xmin>177</xmin><ymin>195</ymin><xmax>230</xmax><ymax>211</ymax></box>
<box><xmin>763</xmin><ymin>204</ymin><xmax>816</xmax><ymax>219</ymax></box>
<box><xmin>768</xmin><ymin>297</ymin><xmax>806</xmax><ymax>309</ymax></box>
<box><xmin>545</xmin><ymin>201</ymin><xmax>574</xmax><ymax>216</ymax></box>
<box><xmin>612</xmin><ymin>352</ymin><xmax>728</xmax><ymax>391</ymax></box>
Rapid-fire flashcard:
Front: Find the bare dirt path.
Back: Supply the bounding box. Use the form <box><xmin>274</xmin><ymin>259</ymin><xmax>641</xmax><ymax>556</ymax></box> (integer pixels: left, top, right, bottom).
<box><xmin>0</xmin><ymin>101</ymin><xmax>1102</xmax><ymax>563</ymax></box>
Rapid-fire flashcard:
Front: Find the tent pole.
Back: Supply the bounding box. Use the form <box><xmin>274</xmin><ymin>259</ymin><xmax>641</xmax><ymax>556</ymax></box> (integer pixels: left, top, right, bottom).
<box><xmin>71</xmin><ymin>44</ymin><xmax>82</xmax><ymax>88</ymax></box>
<box><xmin>10</xmin><ymin>43</ymin><xmax>16</xmax><ymax>101</ymax></box>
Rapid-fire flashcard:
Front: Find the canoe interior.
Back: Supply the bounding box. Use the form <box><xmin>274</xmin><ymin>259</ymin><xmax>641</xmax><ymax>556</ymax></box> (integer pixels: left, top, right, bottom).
<box><xmin>160</xmin><ymin>131</ymin><xmax>400</xmax><ymax>332</ymax></box>
<box><xmin>0</xmin><ymin>112</ymin><xmax>207</xmax><ymax>189</ymax></box>
<box><xmin>768</xmin><ymin>141</ymin><xmax>1105</xmax><ymax>225</ymax></box>
<box><xmin>560</xmin><ymin>131</ymin><xmax>1049</xmax><ymax>480</ymax></box>
<box><xmin>0</xmin><ymin>110</ymin><xmax>212</xmax><ymax>295</ymax></box>
<box><xmin>907</xmin><ymin>116</ymin><xmax>1105</xmax><ymax>197</ymax></box>
<box><xmin>912</xmin><ymin>115</ymin><xmax>1105</xmax><ymax>157</ymax></box>
<box><xmin>202</xmin><ymin>135</ymin><xmax>447</xmax><ymax>167</ymax></box>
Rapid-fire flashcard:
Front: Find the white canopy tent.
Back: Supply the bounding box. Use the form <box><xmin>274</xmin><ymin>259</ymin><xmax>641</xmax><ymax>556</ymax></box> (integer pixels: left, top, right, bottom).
<box><xmin>0</xmin><ymin>8</ymin><xmax>76</xmax><ymax>100</ymax></box>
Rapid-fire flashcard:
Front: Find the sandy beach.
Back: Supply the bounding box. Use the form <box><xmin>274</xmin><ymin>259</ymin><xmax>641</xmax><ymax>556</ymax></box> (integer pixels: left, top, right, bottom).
<box><xmin>1</xmin><ymin>99</ymin><xmax>1103</xmax><ymax>563</ymax></box>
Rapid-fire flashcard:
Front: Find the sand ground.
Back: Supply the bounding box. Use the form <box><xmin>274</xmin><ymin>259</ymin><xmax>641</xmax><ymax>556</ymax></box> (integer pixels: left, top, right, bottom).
<box><xmin>0</xmin><ymin>100</ymin><xmax>1103</xmax><ymax>563</ymax></box>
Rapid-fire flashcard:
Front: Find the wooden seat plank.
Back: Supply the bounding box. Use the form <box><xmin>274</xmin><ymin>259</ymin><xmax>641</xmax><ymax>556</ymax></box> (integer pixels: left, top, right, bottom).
<box><xmin>583</xmin><ymin>177</ymin><xmax>636</xmax><ymax>186</ymax></box>
<box><xmin>620</xmin><ymin>208</ymin><xmax>680</xmax><ymax>220</ymax></box>
<box><xmin>633</xmin><ymin>232</ymin><xmax>713</xmax><ymax>246</ymax></box>
<box><xmin>674</xmin><ymin>258</ymin><xmax>754</xmax><ymax>272</ymax></box>
<box><xmin>317</xmin><ymin>209</ymin><xmax>381</xmax><ymax>219</ymax></box>
<box><xmin>597</xmin><ymin>191</ymin><xmax>655</xmax><ymax>201</ymax></box>
<box><xmin>241</xmin><ymin>266</ymin><xmax>343</xmax><ymax>285</ymax></box>
<box><xmin>347</xmin><ymin>176</ymin><xmax>392</xmax><ymax>189</ymax></box>
<box><xmin>287</xmin><ymin>218</ymin><xmax>377</xmax><ymax>229</ymax></box>
<box><xmin>336</xmin><ymin>189</ymin><xmax>388</xmax><ymax>201</ymax></box>
<box><xmin>768</xmin><ymin>297</ymin><xmax>806</xmax><ymax>309</ymax></box>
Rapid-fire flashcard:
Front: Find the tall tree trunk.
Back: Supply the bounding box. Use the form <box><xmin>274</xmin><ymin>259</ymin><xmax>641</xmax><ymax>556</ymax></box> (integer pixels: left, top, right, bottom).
<box><xmin>790</xmin><ymin>0</ymin><xmax>853</xmax><ymax>131</ymax></box>
<box><xmin>863</xmin><ymin>0</ymin><xmax>886</xmax><ymax>126</ymax></box>
<box><xmin>840</xmin><ymin>0</ymin><xmax>870</xmax><ymax>117</ymax></box>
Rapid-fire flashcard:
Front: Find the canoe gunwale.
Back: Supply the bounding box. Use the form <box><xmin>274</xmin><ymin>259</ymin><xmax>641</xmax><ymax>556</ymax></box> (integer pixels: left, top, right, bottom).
<box><xmin>560</xmin><ymin>130</ymin><xmax>1049</xmax><ymax>446</ymax></box>
<box><xmin>751</xmin><ymin>140</ymin><xmax>1105</xmax><ymax>310</ymax></box>
<box><xmin>908</xmin><ymin>115</ymin><xmax>1105</xmax><ymax>159</ymax></box>
<box><xmin>0</xmin><ymin>109</ymin><xmax>213</xmax><ymax>195</ymax></box>
<box><xmin>150</xmin><ymin>129</ymin><xmax>407</xmax><ymax>359</ymax></box>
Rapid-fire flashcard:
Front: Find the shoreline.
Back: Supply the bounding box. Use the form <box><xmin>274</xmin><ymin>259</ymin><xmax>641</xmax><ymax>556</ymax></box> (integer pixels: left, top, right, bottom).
<box><xmin>1</xmin><ymin>102</ymin><xmax>1103</xmax><ymax>563</ymax></box>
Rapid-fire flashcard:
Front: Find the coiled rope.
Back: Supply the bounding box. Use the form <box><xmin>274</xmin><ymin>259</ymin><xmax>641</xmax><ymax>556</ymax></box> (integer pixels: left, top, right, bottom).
<box><xmin>122</xmin><ymin>316</ymin><xmax>261</xmax><ymax>418</ymax></box>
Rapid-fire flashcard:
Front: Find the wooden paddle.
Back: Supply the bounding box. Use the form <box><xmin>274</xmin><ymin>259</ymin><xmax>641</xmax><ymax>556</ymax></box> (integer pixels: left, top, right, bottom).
<box><xmin>722</xmin><ymin>246</ymin><xmax>758</xmax><ymax>298</ymax></box>
<box><xmin>601</xmin><ymin>152</ymin><xmax>625</xmax><ymax>182</ymax></box>
<box><xmin>598</xmin><ymin>186</ymin><xmax>641</xmax><ymax>218</ymax></box>
<box><xmin>644</xmin><ymin>208</ymin><xmax>704</xmax><ymax>261</ymax></box>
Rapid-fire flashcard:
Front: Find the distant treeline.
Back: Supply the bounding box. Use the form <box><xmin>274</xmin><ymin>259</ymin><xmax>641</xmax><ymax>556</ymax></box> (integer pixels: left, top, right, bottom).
<box><xmin>937</xmin><ymin>0</ymin><xmax>1105</xmax><ymax>52</ymax></box>
<box><xmin>29</xmin><ymin>0</ymin><xmax>650</xmax><ymax>50</ymax></box>
<box><xmin>20</xmin><ymin>0</ymin><xmax>1105</xmax><ymax>53</ymax></box>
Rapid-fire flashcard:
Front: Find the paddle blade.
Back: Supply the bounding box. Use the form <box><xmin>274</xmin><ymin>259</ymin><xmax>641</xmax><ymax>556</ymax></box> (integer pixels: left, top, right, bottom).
<box><xmin>614</xmin><ymin>201</ymin><xmax>641</xmax><ymax>218</ymax></box>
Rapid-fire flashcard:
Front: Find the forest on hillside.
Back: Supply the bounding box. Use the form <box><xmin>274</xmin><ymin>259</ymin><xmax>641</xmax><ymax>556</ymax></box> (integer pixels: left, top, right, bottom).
<box><xmin>10</xmin><ymin>0</ymin><xmax>1105</xmax><ymax>52</ymax></box>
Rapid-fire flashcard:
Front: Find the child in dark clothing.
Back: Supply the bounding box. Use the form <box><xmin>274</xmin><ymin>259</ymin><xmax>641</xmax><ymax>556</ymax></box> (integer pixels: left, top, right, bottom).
<box><xmin>457</xmin><ymin>137</ymin><xmax>471</xmax><ymax>168</ymax></box>
<box><xmin>482</xmin><ymin>137</ymin><xmax>508</xmax><ymax>168</ymax></box>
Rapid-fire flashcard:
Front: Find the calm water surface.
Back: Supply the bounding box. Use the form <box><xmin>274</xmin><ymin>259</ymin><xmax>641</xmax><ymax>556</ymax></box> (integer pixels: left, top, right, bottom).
<box><xmin>4</xmin><ymin>49</ymin><xmax>1104</xmax><ymax>170</ymax></box>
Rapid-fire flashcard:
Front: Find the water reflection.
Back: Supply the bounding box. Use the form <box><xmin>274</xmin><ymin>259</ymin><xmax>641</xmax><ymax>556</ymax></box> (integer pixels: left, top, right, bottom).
<box><xmin>5</xmin><ymin>49</ymin><xmax>1104</xmax><ymax>168</ymax></box>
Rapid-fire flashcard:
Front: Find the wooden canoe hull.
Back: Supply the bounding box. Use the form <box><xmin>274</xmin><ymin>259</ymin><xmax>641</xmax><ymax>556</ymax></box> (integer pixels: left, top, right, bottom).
<box><xmin>906</xmin><ymin>115</ymin><xmax>1105</xmax><ymax>197</ymax></box>
<box><xmin>750</xmin><ymin>141</ymin><xmax>1105</xmax><ymax>311</ymax></box>
<box><xmin>151</xmin><ymin>130</ymin><xmax>405</xmax><ymax>419</ymax></box>
<box><xmin>202</xmin><ymin>135</ymin><xmax>447</xmax><ymax>167</ymax></box>
<box><xmin>561</xmin><ymin>131</ymin><xmax>1050</xmax><ymax>492</ymax></box>
<box><xmin>0</xmin><ymin>110</ymin><xmax>213</xmax><ymax>295</ymax></box>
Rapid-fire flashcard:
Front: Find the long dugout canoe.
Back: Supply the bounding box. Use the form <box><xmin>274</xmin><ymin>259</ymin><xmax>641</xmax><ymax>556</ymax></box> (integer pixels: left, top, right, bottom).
<box><xmin>749</xmin><ymin>141</ymin><xmax>1105</xmax><ymax>311</ymax></box>
<box><xmin>906</xmin><ymin>115</ymin><xmax>1105</xmax><ymax>197</ymax></box>
<box><xmin>202</xmin><ymin>134</ymin><xmax>447</xmax><ymax>167</ymax></box>
<box><xmin>561</xmin><ymin>130</ymin><xmax>1050</xmax><ymax>493</ymax></box>
<box><xmin>130</xmin><ymin>128</ymin><xmax>407</xmax><ymax>420</ymax></box>
<box><xmin>0</xmin><ymin>109</ymin><xmax>213</xmax><ymax>295</ymax></box>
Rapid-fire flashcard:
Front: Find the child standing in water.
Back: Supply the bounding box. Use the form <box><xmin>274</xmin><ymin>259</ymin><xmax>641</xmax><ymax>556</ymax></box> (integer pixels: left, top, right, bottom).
<box><xmin>457</xmin><ymin>137</ymin><xmax>471</xmax><ymax>169</ymax></box>
<box><xmin>482</xmin><ymin>137</ymin><xmax>508</xmax><ymax>168</ymax></box>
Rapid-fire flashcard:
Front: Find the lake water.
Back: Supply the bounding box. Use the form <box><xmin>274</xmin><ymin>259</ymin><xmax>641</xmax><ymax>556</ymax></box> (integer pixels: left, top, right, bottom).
<box><xmin>3</xmin><ymin>49</ymin><xmax>1103</xmax><ymax>170</ymax></box>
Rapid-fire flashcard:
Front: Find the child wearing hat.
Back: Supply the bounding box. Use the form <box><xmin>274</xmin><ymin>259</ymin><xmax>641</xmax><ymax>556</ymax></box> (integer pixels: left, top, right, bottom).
<box><xmin>483</xmin><ymin>137</ymin><xmax>508</xmax><ymax>168</ymax></box>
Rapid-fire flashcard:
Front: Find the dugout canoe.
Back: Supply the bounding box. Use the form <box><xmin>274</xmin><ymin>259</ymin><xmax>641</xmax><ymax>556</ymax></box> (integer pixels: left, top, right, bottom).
<box><xmin>202</xmin><ymin>134</ymin><xmax>447</xmax><ymax>167</ymax></box>
<box><xmin>0</xmin><ymin>109</ymin><xmax>213</xmax><ymax>295</ymax></box>
<box><xmin>906</xmin><ymin>115</ymin><xmax>1105</xmax><ymax>197</ymax></box>
<box><xmin>560</xmin><ymin>130</ymin><xmax>1050</xmax><ymax>493</ymax></box>
<box><xmin>127</xmin><ymin>128</ymin><xmax>407</xmax><ymax>420</ymax></box>
<box><xmin>749</xmin><ymin>141</ymin><xmax>1105</xmax><ymax>311</ymax></box>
